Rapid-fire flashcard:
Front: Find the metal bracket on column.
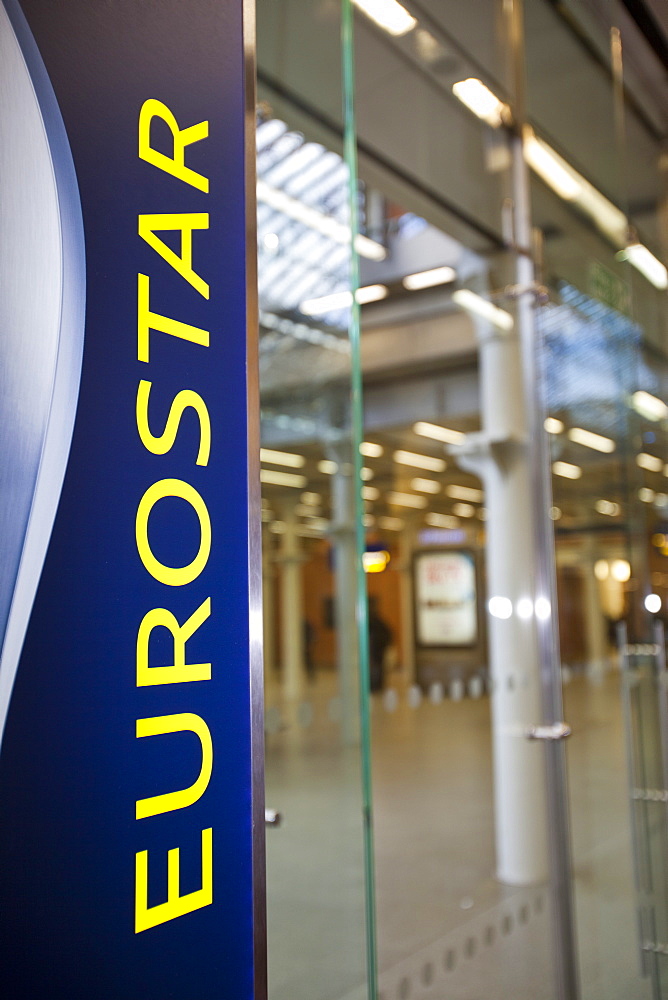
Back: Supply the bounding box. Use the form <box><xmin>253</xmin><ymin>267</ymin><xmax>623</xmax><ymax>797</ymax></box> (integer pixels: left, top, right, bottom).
<box><xmin>525</xmin><ymin>722</ymin><xmax>572</xmax><ymax>741</ymax></box>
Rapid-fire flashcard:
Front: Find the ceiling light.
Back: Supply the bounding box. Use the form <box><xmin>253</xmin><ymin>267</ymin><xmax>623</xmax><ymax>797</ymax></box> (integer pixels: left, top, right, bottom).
<box><xmin>446</xmin><ymin>484</ymin><xmax>483</xmax><ymax>503</ymax></box>
<box><xmin>301</xmin><ymin>491</ymin><xmax>321</xmax><ymax>505</ymax></box>
<box><xmin>360</xmin><ymin>441</ymin><xmax>383</xmax><ymax>457</ymax></box>
<box><xmin>637</xmin><ymin>452</ymin><xmax>662</xmax><ymax>472</ymax></box>
<box><xmin>639</xmin><ymin>488</ymin><xmax>656</xmax><ymax>503</ymax></box>
<box><xmin>549</xmin><ymin>506</ymin><xmax>562</xmax><ymax>520</ymax></box>
<box><xmin>387</xmin><ymin>491</ymin><xmax>428</xmax><ymax>508</ymax></box>
<box><xmin>402</xmin><ymin>265</ymin><xmax>457</xmax><ymax>291</ymax></box>
<box><xmin>552</xmin><ymin>461</ymin><xmax>581</xmax><ymax>479</ymax></box>
<box><xmin>260</xmin><ymin>469</ymin><xmax>307</xmax><ymax>488</ymax></box>
<box><xmin>362</xmin><ymin>486</ymin><xmax>380</xmax><ymax>500</ymax></box>
<box><xmin>631</xmin><ymin>391</ymin><xmax>668</xmax><ymax>422</ymax></box>
<box><xmin>618</xmin><ymin>244</ymin><xmax>668</xmax><ymax>290</ymax></box>
<box><xmin>610</xmin><ymin>560</ymin><xmax>629</xmax><ymax>582</ymax></box>
<box><xmin>410</xmin><ymin>477</ymin><xmax>441</xmax><ymax>493</ymax></box>
<box><xmin>452</xmin><ymin>502</ymin><xmax>475</xmax><ymax>517</ymax></box>
<box><xmin>269</xmin><ymin>521</ymin><xmax>286</xmax><ymax>534</ymax></box>
<box><xmin>363</xmin><ymin>514</ymin><xmax>375</xmax><ymax>527</ymax></box>
<box><xmin>361</xmin><ymin>467</ymin><xmax>374</xmax><ymax>481</ymax></box>
<box><xmin>452</xmin><ymin>78</ymin><xmax>508</xmax><ymax>128</ymax></box>
<box><xmin>378</xmin><ymin>516</ymin><xmax>405</xmax><ymax>530</ymax></box>
<box><xmin>567</xmin><ymin>427</ymin><xmax>615</xmax><ymax>453</ymax></box>
<box><xmin>452</xmin><ymin>289</ymin><xmax>514</xmax><ymax>330</ymax></box>
<box><xmin>595</xmin><ymin>499</ymin><xmax>620</xmax><ymax>516</ymax></box>
<box><xmin>393</xmin><ymin>449</ymin><xmax>446</xmax><ymax>472</ymax></box>
<box><xmin>363</xmin><ymin>549</ymin><xmax>391</xmax><ymax>573</ymax></box>
<box><xmin>488</xmin><ymin>596</ymin><xmax>512</xmax><ymax>619</ymax></box>
<box><xmin>260</xmin><ymin>447</ymin><xmax>305</xmax><ymax>468</ymax></box>
<box><xmin>318</xmin><ymin>459</ymin><xmax>338</xmax><ymax>475</ymax></box>
<box><xmin>544</xmin><ymin>417</ymin><xmax>564</xmax><ymax>434</ymax></box>
<box><xmin>425</xmin><ymin>513</ymin><xmax>459</xmax><ymax>528</ymax></box>
<box><xmin>256</xmin><ymin>180</ymin><xmax>386</xmax><ymax>260</ymax></box>
<box><xmin>645</xmin><ymin>593</ymin><xmax>661</xmax><ymax>613</ymax></box>
<box><xmin>352</xmin><ymin>0</ymin><xmax>417</xmax><ymax>37</ymax></box>
<box><xmin>262</xmin><ymin>232</ymin><xmax>280</xmax><ymax>250</ymax></box>
<box><xmin>594</xmin><ymin>560</ymin><xmax>609</xmax><ymax>581</ymax></box>
<box><xmin>413</xmin><ymin>421</ymin><xmax>466</xmax><ymax>445</ymax></box>
<box><xmin>523</xmin><ymin>131</ymin><xmax>581</xmax><ymax>200</ymax></box>
<box><xmin>301</xmin><ymin>284</ymin><xmax>388</xmax><ymax>315</ymax></box>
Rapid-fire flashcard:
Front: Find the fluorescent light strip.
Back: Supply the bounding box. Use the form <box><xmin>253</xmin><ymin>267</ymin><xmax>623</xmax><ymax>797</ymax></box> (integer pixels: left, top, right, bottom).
<box><xmin>446</xmin><ymin>484</ymin><xmax>483</xmax><ymax>503</ymax></box>
<box><xmin>360</xmin><ymin>441</ymin><xmax>383</xmax><ymax>457</ymax></box>
<box><xmin>301</xmin><ymin>284</ymin><xmax>388</xmax><ymax>316</ymax></box>
<box><xmin>260</xmin><ymin>470</ymin><xmax>307</xmax><ymax>488</ymax></box>
<box><xmin>402</xmin><ymin>265</ymin><xmax>457</xmax><ymax>291</ymax></box>
<box><xmin>425</xmin><ymin>513</ymin><xmax>459</xmax><ymax>528</ymax></box>
<box><xmin>544</xmin><ymin>417</ymin><xmax>564</xmax><ymax>434</ymax></box>
<box><xmin>594</xmin><ymin>499</ymin><xmax>620</xmax><ymax>516</ymax></box>
<box><xmin>393</xmin><ymin>449</ymin><xmax>446</xmax><ymax>472</ymax></box>
<box><xmin>361</xmin><ymin>467</ymin><xmax>374</xmax><ymax>481</ymax></box>
<box><xmin>452</xmin><ymin>289</ymin><xmax>514</xmax><ymax>331</ymax></box>
<box><xmin>639</xmin><ymin>488</ymin><xmax>656</xmax><ymax>503</ymax></box>
<box><xmin>318</xmin><ymin>460</ymin><xmax>338</xmax><ymax>475</ymax></box>
<box><xmin>452</xmin><ymin>78</ymin><xmax>508</xmax><ymax>128</ymax></box>
<box><xmin>352</xmin><ymin>0</ymin><xmax>417</xmax><ymax>36</ymax></box>
<box><xmin>386</xmin><ymin>491</ymin><xmax>428</xmax><ymax>509</ymax></box>
<box><xmin>552</xmin><ymin>461</ymin><xmax>582</xmax><ymax>480</ymax></box>
<box><xmin>260</xmin><ymin>447</ymin><xmax>305</xmax><ymax>468</ymax></box>
<box><xmin>452</xmin><ymin>502</ymin><xmax>475</xmax><ymax>518</ymax></box>
<box><xmin>301</xmin><ymin>491</ymin><xmax>321</xmax><ymax>505</ymax></box>
<box><xmin>413</xmin><ymin>421</ymin><xmax>465</xmax><ymax>446</ymax></box>
<box><xmin>524</xmin><ymin>133</ymin><xmax>581</xmax><ymax>200</ymax></box>
<box><xmin>631</xmin><ymin>391</ymin><xmax>668</xmax><ymax>422</ymax></box>
<box><xmin>619</xmin><ymin>244</ymin><xmax>668</xmax><ymax>290</ymax></box>
<box><xmin>256</xmin><ymin>180</ymin><xmax>386</xmax><ymax>260</ymax></box>
<box><xmin>362</xmin><ymin>486</ymin><xmax>380</xmax><ymax>500</ymax></box>
<box><xmin>410</xmin><ymin>477</ymin><xmax>441</xmax><ymax>494</ymax></box>
<box><xmin>567</xmin><ymin>427</ymin><xmax>615</xmax><ymax>453</ymax></box>
<box><xmin>378</xmin><ymin>515</ymin><xmax>405</xmax><ymax>530</ymax></box>
<box><xmin>637</xmin><ymin>452</ymin><xmax>663</xmax><ymax>473</ymax></box>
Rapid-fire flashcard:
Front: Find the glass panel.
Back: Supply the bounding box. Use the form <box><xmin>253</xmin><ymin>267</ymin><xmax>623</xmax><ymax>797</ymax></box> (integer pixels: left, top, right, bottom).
<box><xmin>256</xmin><ymin>3</ymin><xmax>375</xmax><ymax>998</ymax></box>
<box><xmin>525</xmin><ymin>0</ymin><xmax>668</xmax><ymax>995</ymax></box>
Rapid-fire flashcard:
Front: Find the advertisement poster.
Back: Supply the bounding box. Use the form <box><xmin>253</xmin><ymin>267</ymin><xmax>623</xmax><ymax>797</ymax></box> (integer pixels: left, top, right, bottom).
<box><xmin>0</xmin><ymin>1</ymin><xmax>263</xmax><ymax>996</ymax></box>
<box><xmin>415</xmin><ymin>550</ymin><xmax>478</xmax><ymax>647</ymax></box>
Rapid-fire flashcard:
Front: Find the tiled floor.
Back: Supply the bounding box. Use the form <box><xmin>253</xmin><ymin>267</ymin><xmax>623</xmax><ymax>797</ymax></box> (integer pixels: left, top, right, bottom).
<box><xmin>265</xmin><ymin>669</ymin><xmax>657</xmax><ymax>1000</ymax></box>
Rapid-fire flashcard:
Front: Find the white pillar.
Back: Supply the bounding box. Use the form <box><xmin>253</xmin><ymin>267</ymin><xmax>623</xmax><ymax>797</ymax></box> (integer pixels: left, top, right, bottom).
<box><xmin>276</xmin><ymin>509</ymin><xmax>305</xmax><ymax>703</ymax></box>
<box><xmin>457</xmin><ymin>315</ymin><xmax>549</xmax><ymax>886</ymax></box>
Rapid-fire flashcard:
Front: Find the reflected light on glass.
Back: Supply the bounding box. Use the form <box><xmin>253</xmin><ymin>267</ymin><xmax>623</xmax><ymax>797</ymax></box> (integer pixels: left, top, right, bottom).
<box><xmin>488</xmin><ymin>596</ymin><xmax>512</xmax><ymax>620</ymax></box>
<box><xmin>260</xmin><ymin>447</ymin><xmax>305</xmax><ymax>468</ymax></box>
<box><xmin>552</xmin><ymin>461</ymin><xmax>582</xmax><ymax>479</ymax></box>
<box><xmin>394</xmin><ymin>449</ymin><xmax>446</xmax><ymax>472</ymax></box>
<box><xmin>452</xmin><ymin>78</ymin><xmax>508</xmax><ymax>128</ymax></box>
<box><xmin>301</xmin><ymin>284</ymin><xmax>387</xmax><ymax>315</ymax></box>
<box><xmin>637</xmin><ymin>452</ymin><xmax>663</xmax><ymax>473</ymax></box>
<box><xmin>618</xmin><ymin>244</ymin><xmax>668</xmax><ymax>290</ymax></box>
<box><xmin>594</xmin><ymin>560</ymin><xmax>609</xmax><ymax>581</ymax></box>
<box><xmin>595</xmin><ymin>499</ymin><xmax>620</xmax><ymax>516</ymax></box>
<box><xmin>544</xmin><ymin>417</ymin><xmax>564</xmax><ymax>434</ymax></box>
<box><xmin>361</xmin><ymin>467</ymin><xmax>374</xmax><ymax>481</ymax></box>
<box><xmin>645</xmin><ymin>593</ymin><xmax>662</xmax><ymax>614</ymax></box>
<box><xmin>301</xmin><ymin>491</ymin><xmax>321</xmax><ymax>505</ymax></box>
<box><xmin>452</xmin><ymin>289</ymin><xmax>514</xmax><ymax>330</ymax></box>
<box><xmin>352</xmin><ymin>0</ymin><xmax>417</xmax><ymax>36</ymax></box>
<box><xmin>631</xmin><ymin>390</ymin><xmax>668</xmax><ymax>422</ymax></box>
<box><xmin>568</xmin><ymin>427</ymin><xmax>615</xmax><ymax>453</ymax></box>
<box><xmin>363</xmin><ymin>549</ymin><xmax>391</xmax><ymax>573</ymax></box>
<box><xmin>638</xmin><ymin>487</ymin><xmax>656</xmax><ymax>503</ymax></box>
<box><xmin>425</xmin><ymin>512</ymin><xmax>459</xmax><ymax>528</ymax></box>
<box><xmin>413</xmin><ymin>421</ymin><xmax>466</xmax><ymax>445</ymax></box>
<box><xmin>549</xmin><ymin>506</ymin><xmax>562</xmax><ymax>520</ymax></box>
<box><xmin>452</xmin><ymin>502</ymin><xmax>475</xmax><ymax>518</ymax></box>
<box><xmin>402</xmin><ymin>265</ymin><xmax>457</xmax><ymax>290</ymax></box>
<box><xmin>611</xmin><ymin>560</ymin><xmax>631</xmax><ymax>583</ymax></box>
<box><xmin>356</xmin><ymin>283</ymin><xmax>389</xmax><ymax>305</ymax></box>
<box><xmin>262</xmin><ymin>232</ymin><xmax>280</xmax><ymax>251</ymax></box>
<box><xmin>362</xmin><ymin>486</ymin><xmax>380</xmax><ymax>500</ymax></box>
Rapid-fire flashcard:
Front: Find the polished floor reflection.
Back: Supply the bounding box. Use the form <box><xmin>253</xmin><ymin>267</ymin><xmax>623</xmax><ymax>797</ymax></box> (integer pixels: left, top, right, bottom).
<box><xmin>266</xmin><ymin>666</ymin><xmax>652</xmax><ymax>1000</ymax></box>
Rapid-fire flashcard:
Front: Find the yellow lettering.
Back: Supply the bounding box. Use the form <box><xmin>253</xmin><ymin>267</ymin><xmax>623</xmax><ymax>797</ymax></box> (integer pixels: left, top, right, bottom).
<box><xmin>136</xmin><ymin>599</ymin><xmax>211</xmax><ymax>687</ymax></box>
<box><xmin>135</xmin><ymin>713</ymin><xmax>213</xmax><ymax>819</ymax></box>
<box><xmin>136</xmin><ymin>380</ymin><xmax>211</xmax><ymax>466</ymax></box>
<box><xmin>138</xmin><ymin>274</ymin><xmax>209</xmax><ymax>363</ymax></box>
<box><xmin>138</xmin><ymin>214</ymin><xmax>209</xmax><ymax>298</ymax></box>
<box><xmin>135</xmin><ymin>827</ymin><xmax>213</xmax><ymax>932</ymax></box>
<box><xmin>136</xmin><ymin>478</ymin><xmax>211</xmax><ymax>586</ymax></box>
<box><xmin>138</xmin><ymin>99</ymin><xmax>209</xmax><ymax>192</ymax></box>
